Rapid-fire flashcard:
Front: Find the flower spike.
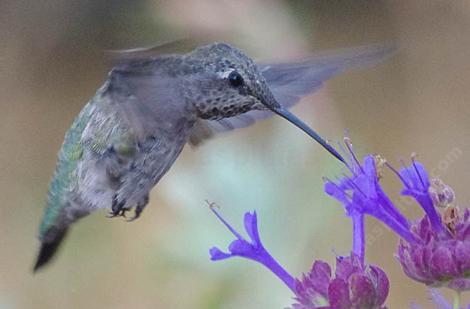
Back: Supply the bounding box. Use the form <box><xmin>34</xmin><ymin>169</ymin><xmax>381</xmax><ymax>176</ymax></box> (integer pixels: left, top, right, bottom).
<box><xmin>208</xmin><ymin>205</ymin><xmax>295</xmax><ymax>292</ymax></box>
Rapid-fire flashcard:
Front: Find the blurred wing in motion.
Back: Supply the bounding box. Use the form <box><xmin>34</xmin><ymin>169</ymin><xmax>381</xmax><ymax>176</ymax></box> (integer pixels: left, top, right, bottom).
<box><xmin>105</xmin><ymin>60</ymin><xmax>184</xmax><ymax>139</ymax></box>
<box><xmin>260</xmin><ymin>44</ymin><xmax>395</xmax><ymax>107</ymax></box>
<box><xmin>106</xmin><ymin>38</ymin><xmax>208</xmax><ymax>62</ymax></box>
<box><xmin>188</xmin><ymin>44</ymin><xmax>395</xmax><ymax>146</ymax></box>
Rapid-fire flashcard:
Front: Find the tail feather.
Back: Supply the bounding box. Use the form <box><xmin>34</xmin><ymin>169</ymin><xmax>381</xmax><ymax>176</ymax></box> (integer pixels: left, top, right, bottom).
<box><xmin>33</xmin><ymin>228</ymin><xmax>68</xmax><ymax>272</ymax></box>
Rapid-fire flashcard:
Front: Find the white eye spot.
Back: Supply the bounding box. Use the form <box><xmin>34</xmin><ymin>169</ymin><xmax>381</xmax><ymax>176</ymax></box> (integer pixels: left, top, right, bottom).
<box><xmin>218</xmin><ymin>69</ymin><xmax>236</xmax><ymax>79</ymax></box>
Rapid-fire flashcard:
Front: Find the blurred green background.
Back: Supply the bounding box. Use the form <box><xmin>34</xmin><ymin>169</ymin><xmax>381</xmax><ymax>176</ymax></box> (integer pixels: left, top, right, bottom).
<box><xmin>2</xmin><ymin>0</ymin><xmax>470</xmax><ymax>308</ymax></box>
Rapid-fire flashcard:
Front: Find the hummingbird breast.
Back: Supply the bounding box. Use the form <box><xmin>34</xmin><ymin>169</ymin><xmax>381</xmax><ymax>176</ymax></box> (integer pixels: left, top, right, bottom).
<box><xmin>75</xmin><ymin>90</ymin><xmax>191</xmax><ymax>214</ymax></box>
<box><xmin>42</xmin><ymin>83</ymin><xmax>194</xmax><ymax>239</ymax></box>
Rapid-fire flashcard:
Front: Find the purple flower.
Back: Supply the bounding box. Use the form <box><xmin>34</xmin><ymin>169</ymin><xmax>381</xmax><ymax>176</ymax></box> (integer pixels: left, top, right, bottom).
<box><xmin>398</xmin><ymin>206</ymin><xmax>470</xmax><ymax>291</ymax></box>
<box><xmin>393</xmin><ymin>159</ymin><xmax>443</xmax><ymax>233</ymax></box>
<box><xmin>208</xmin><ymin>206</ymin><xmax>390</xmax><ymax>308</ymax></box>
<box><xmin>291</xmin><ymin>253</ymin><xmax>389</xmax><ymax>309</ymax></box>
<box><xmin>323</xmin><ymin>141</ymin><xmax>470</xmax><ymax>291</ymax></box>
<box><xmin>207</xmin><ymin>139</ymin><xmax>470</xmax><ymax>306</ymax></box>
<box><xmin>209</xmin><ymin>206</ymin><xmax>390</xmax><ymax>308</ymax></box>
<box><xmin>209</xmin><ymin>206</ymin><xmax>295</xmax><ymax>291</ymax></box>
<box><xmin>324</xmin><ymin>142</ymin><xmax>416</xmax><ymax>264</ymax></box>
<box><xmin>391</xmin><ymin>159</ymin><xmax>470</xmax><ymax>291</ymax></box>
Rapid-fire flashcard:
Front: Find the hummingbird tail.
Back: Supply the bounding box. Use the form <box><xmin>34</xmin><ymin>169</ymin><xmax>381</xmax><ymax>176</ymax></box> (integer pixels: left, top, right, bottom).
<box><xmin>33</xmin><ymin>227</ymin><xmax>68</xmax><ymax>272</ymax></box>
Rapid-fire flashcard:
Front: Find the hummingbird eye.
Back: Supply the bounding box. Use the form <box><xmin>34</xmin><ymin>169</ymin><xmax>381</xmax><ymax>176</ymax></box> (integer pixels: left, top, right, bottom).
<box><xmin>227</xmin><ymin>71</ymin><xmax>244</xmax><ymax>87</ymax></box>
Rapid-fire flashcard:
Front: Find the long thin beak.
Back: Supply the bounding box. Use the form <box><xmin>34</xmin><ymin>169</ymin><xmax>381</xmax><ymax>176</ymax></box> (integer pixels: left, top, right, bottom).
<box><xmin>271</xmin><ymin>106</ymin><xmax>345</xmax><ymax>163</ymax></box>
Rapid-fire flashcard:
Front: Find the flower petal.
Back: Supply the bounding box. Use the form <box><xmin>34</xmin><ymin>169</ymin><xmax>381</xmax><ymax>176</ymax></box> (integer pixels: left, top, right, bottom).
<box><xmin>368</xmin><ymin>266</ymin><xmax>389</xmax><ymax>305</ymax></box>
<box><xmin>399</xmin><ymin>161</ymin><xmax>442</xmax><ymax>232</ymax></box>
<box><xmin>309</xmin><ymin>260</ymin><xmax>332</xmax><ymax>297</ymax></box>
<box><xmin>455</xmin><ymin>241</ymin><xmax>470</xmax><ymax>273</ymax></box>
<box><xmin>349</xmin><ymin>273</ymin><xmax>376</xmax><ymax>308</ymax></box>
<box><xmin>228</xmin><ymin>239</ymin><xmax>254</xmax><ymax>257</ymax></box>
<box><xmin>335</xmin><ymin>255</ymin><xmax>362</xmax><ymax>281</ymax></box>
<box><xmin>429</xmin><ymin>246</ymin><xmax>459</xmax><ymax>279</ymax></box>
<box><xmin>399</xmin><ymin>161</ymin><xmax>430</xmax><ymax>192</ymax></box>
<box><xmin>244</xmin><ymin>211</ymin><xmax>261</xmax><ymax>246</ymax></box>
<box><xmin>324</xmin><ymin>181</ymin><xmax>353</xmax><ymax>215</ymax></box>
<box><xmin>209</xmin><ymin>247</ymin><xmax>233</xmax><ymax>261</ymax></box>
<box><xmin>328</xmin><ymin>278</ymin><xmax>351</xmax><ymax>308</ymax></box>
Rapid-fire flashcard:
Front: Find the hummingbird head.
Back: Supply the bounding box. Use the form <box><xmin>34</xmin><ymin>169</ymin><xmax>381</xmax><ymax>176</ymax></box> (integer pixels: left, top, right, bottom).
<box><xmin>184</xmin><ymin>42</ymin><xmax>279</xmax><ymax>119</ymax></box>
<box><xmin>184</xmin><ymin>42</ymin><xmax>345</xmax><ymax>163</ymax></box>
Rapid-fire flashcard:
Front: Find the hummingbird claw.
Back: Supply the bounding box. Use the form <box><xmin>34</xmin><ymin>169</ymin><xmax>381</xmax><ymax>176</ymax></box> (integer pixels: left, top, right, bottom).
<box><xmin>107</xmin><ymin>208</ymin><xmax>129</xmax><ymax>218</ymax></box>
<box><xmin>109</xmin><ymin>195</ymin><xmax>128</xmax><ymax>218</ymax></box>
<box><xmin>126</xmin><ymin>199</ymin><xmax>146</xmax><ymax>222</ymax></box>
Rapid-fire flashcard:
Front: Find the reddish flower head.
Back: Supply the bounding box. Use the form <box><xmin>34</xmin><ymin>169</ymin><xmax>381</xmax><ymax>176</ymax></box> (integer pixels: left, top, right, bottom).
<box><xmin>398</xmin><ymin>207</ymin><xmax>470</xmax><ymax>291</ymax></box>
<box><xmin>291</xmin><ymin>254</ymin><xmax>389</xmax><ymax>309</ymax></box>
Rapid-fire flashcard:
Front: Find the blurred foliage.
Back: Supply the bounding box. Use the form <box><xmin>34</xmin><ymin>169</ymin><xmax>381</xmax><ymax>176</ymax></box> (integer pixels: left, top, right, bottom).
<box><xmin>1</xmin><ymin>0</ymin><xmax>470</xmax><ymax>308</ymax></box>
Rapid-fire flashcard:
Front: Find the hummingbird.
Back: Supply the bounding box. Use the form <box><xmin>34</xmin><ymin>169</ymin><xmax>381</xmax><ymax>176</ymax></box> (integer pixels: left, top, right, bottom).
<box><xmin>34</xmin><ymin>42</ymin><xmax>392</xmax><ymax>271</ymax></box>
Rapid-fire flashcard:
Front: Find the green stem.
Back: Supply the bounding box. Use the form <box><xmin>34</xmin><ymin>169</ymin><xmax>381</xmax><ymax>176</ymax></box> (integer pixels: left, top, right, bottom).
<box><xmin>453</xmin><ymin>290</ymin><xmax>461</xmax><ymax>309</ymax></box>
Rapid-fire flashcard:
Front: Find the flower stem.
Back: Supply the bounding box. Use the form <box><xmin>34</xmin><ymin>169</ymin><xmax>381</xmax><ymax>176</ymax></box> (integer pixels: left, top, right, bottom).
<box><xmin>453</xmin><ymin>289</ymin><xmax>461</xmax><ymax>309</ymax></box>
<box><xmin>352</xmin><ymin>214</ymin><xmax>365</xmax><ymax>265</ymax></box>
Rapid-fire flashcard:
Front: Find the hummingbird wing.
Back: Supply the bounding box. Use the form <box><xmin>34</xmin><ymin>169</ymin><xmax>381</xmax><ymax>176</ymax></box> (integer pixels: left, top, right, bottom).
<box><xmin>105</xmin><ymin>58</ymin><xmax>188</xmax><ymax>139</ymax></box>
<box><xmin>259</xmin><ymin>44</ymin><xmax>395</xmax><ymax>107</ymax></box>
<box><xmin>106</xmin><ymin>38</ymin><xmax>197</xmax><ymax>62</ymax></box>
<box><xmin>188</xmin><ymin>44</ymin><xmax>395</xmax><ymax>146</ymax></box>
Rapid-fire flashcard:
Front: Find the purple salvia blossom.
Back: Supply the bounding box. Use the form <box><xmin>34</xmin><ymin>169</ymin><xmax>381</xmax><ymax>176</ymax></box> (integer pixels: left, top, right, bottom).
<box><xmin>324</xmin><ymin>145</ymin><xmax>416</xmax><ymax>264</ymax></box>
<box><xmin>324</xmin><ymin>142</ymin><xmax>470</xmax><ymax>292</ymax></box>
<box><xmin>391</xmin><ymin>159</ymin><xmax>443</xmax><ymax>233</ymax></box>
<box><xmin>208</xmin><ymin>208</ymin><xmax>391</xmax><ymax>308</ymax></box>
<box><xmin>291</xmin><ymin>253</ymin><xmax>389</xmax><ymax>309</ymax></box>
<box><xmin>397</xmin><ymin>206</ymin><xmax>470</xmax><ymax>291</ymax></box>
<box><xmin>208</xmin><ymin>139</ymin><xmax>470</xmax><ymax>306</ymax></box>
<box><xmin>392</xmin><ymin>160</ymin><xmax>470</xmax><ymax>291</ymax></box>
<box><xmin>209</xmin><ymin>207</ymin><xmax>296</xmax><ymax>292</ymax></box>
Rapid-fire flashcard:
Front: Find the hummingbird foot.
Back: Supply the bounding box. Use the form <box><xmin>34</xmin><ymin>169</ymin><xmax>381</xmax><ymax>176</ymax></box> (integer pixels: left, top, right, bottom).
<box><xmin>107</xmin><ymin>208</ymin><xmax>129</xmax><ymax>218</ymax></box>
<box><xmin>126</xmin><ymin>195</ymin><xmax>149</xmax><ymax>222</ymax></box>
<box><xmin>108</xmin><ymin>195</ymin><xmax>129</xmax><ymax>218</ymax></box>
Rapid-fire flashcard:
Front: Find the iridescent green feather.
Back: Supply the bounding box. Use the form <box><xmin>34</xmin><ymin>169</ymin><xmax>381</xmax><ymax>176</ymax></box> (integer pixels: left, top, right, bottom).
<box><xmin>39</xmin><ymin>102</ymin><xmax>94</xmax><ymax>238</ymax></box>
